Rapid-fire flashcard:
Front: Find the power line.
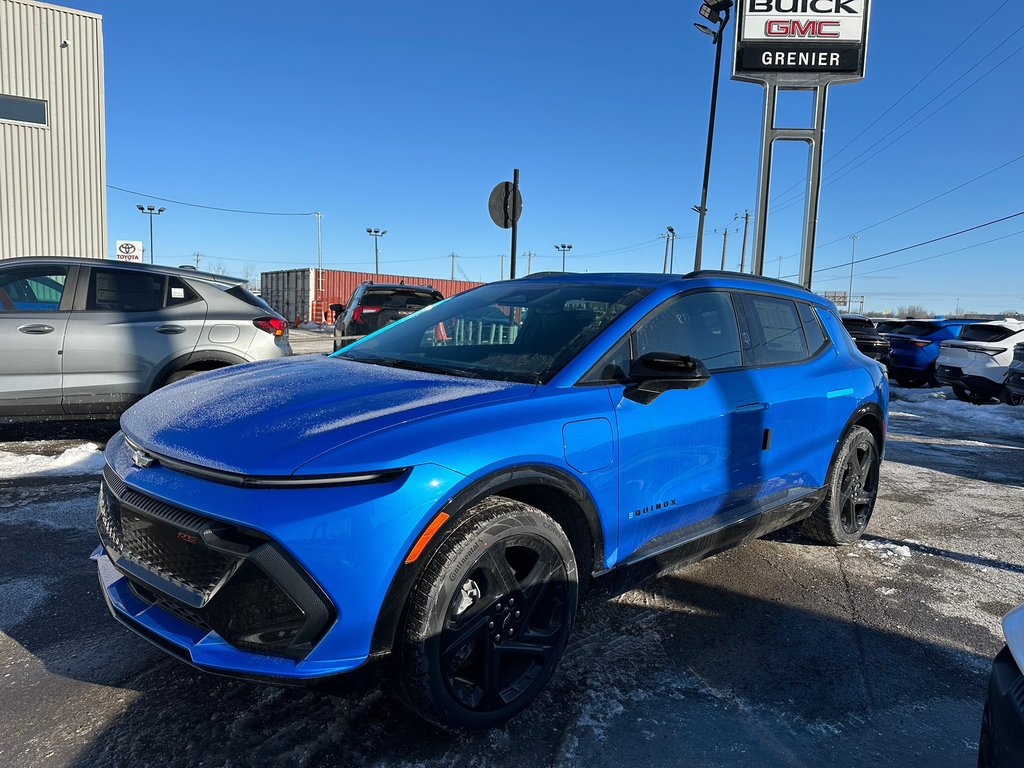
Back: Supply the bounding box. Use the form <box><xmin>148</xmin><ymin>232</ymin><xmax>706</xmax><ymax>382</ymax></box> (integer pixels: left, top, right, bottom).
<box><xmin>812</xmin><ymin>228</ymin><xmax>1024</xmax><ymax>283</ymax></box>
<box><xmin>107</xmin><ymin>184</ymin><xmax>316</xmax><ymax>216</ymax></box>
<box><xmin>782</xmin><ymin>210</ymin><xmax>1024</xmax><ymax>279</ymax></box>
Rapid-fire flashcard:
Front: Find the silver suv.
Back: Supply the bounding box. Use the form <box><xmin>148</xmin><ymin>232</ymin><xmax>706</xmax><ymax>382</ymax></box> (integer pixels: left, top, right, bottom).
<box><xmin>0</xmin><ymin>257</ymin><xmax>291</xmax><ymax>420</ymax></box>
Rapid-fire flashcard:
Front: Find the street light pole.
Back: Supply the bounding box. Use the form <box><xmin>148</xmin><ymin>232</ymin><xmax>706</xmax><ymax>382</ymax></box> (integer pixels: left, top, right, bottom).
<box><xmin>365</xmin><ymin>227</ymin><xmax>387</xmax><ymax>273</ymax></box>
<box><xmin>555</xmin><ymin>243</ymin><xmax>573</xmax><ymax>271</ymax></box>
<box><xmin>693</xmin><ymin>1</ymin><xmax>733</xmax><ymax>272</ymax></box>
<box><xmin>136</xmin><ymin>204</ymin><xmax>166</xmax><ymax>264</ymax></box>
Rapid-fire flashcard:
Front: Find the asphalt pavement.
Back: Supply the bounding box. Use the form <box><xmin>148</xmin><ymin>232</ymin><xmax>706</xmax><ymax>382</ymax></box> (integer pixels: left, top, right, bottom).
<box><xmin>0</xmin><ymin>399</ymin><xmax>1021</xmax><ymax>768</ymax></box>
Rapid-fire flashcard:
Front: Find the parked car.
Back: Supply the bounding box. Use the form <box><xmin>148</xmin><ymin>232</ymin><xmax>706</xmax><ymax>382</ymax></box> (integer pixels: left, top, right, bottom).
<box><xmin>0</xmin><ymin>257</ymin><xmax>290</xmax><ymax>420</ymax></box>
<box><xmin>871</xmin><ymin>318</ymin><xmax>908</xmax><ymax>335</ymax></box>
<box><xmin>935</xmin><ymin>319</ymin><xmax>1024</xmax><ymax>404</ymax></box>
<box><xmin>333</xmin><ymin>281</ymin><xmax>444</xmax><ymax>351</ymax></box>
<box><xmin>841</xmin><ymin>314</ymin><xmax>890</xmax><ymax>362</ymax></box>
<box><xmin>94</xmin><ymin>271</ymin><xmax>887</xmax><ymax>729</ymax></box>
<box><xmin>885</xmin><ymin>318</ymin><xmax>981</xmax><ymax>387</ymax></box>
<box><xmin>1005</xmin><ymin>343</ymin><xmax>1024</xmax><ymax>402</ymax></box>
<box><xmin>978</xmin><ymin>602</ymin><xmax>1024</xmax><ymax>767</ymax></box>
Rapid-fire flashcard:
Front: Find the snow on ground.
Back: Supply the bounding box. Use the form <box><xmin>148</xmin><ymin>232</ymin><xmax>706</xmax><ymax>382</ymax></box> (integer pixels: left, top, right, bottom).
<box><xmin>890</xmin><ymin>386</ymin><xmax>1024</xmax><ymax>432</ymax></box>
<box><xmin>0</xmin><ymin>442</ymin><xmax>105</xmax><ymax>480</ymax></box>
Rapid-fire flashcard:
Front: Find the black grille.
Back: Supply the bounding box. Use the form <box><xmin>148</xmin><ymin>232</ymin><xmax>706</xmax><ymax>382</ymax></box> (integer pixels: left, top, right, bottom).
<box><xmin>98</xmin><ymin>467</ymin><xmax>239</xmax><ymax>605</ymax></box>
<box><xmin>98</xmin><ymin>465</ymin><xmax>335</xmax><ymax>659</ymax></box>
<box><xmin>1012</xmin><ymin>675</ymin><xmax>1024</xmax><ymax>713</ymax></box>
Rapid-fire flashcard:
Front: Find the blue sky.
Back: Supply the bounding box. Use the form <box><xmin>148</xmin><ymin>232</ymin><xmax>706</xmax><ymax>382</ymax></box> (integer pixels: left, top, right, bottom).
<box><xmin>66</xmin><ymin>0</ymin><xmax>1024</xmax><ymax>313</ymax></box>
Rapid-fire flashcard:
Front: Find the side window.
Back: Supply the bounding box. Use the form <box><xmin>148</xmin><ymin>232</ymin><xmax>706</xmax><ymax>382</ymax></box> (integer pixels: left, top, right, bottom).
<box><xmin>167</xmin><ymin>277</ymin><xmax>198</xmax><ymax>306</ymax></box>
<box><xmin>87</xmin><ymin>268</ymin><xmax>166</xmax><ymax>312</ymax></box>
<box><xmin>746</xmin><ymin>295</ymin><xmax>809</xmax><ymax>365</ymax></box>
<box><xmin>634</xmin><ymin>291</ymin><xmax>743</xmax><ymax>372</ymax></box>
<box><xmin>0</xmin><ymin>267</ymin><xmax>68</xmax><ymax>312</ymax></box>
<box><xmin>798</xmin><ymin>302</ymin><xmax>828</xmax><ymax>354</ymax></box>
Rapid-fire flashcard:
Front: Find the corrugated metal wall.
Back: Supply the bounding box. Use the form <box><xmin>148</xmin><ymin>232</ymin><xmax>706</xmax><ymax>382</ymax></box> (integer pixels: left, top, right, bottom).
<box><xmin>260</xmin><ymin>268</ymin><xmax>484</xmax><ymax>323</ymax></box>
<box><xmin>0</xmin><ymin>0</ymin><xmax>106</xmax><ymax>259</ymax></box>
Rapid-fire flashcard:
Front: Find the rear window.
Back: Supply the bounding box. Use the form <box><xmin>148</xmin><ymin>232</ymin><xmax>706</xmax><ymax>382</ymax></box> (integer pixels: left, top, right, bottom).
<box><xmin>226</xmin><ymin>285</ymin><xmax>277</xmax><ymax>314</ymax></box>
<box><xmin>360</xmin><ymin>288</ymin><xmax>442</xmax><ymax>309</ymax></box>
<box><xmin>746</xmin><ymin>295</ymin><xmax>809</xmax><ymax>365</ymax></box>
<box><xmin>87</xmin><ymin>268</ymin><xmax>165</xmax><ymax>312</ymax></box>
<box><xmin>893</xmin><ymin>321</ymin><xmax>940</xmax><ymax>336</ymax></box>
<box><xmin>842</xmin><ymin>318</ymin><xmax>876</xmax><ymax>334</ymax></box>
<box><xmin>959</xmin><ymin>325</ymin><xmax>1020</xmax><ymax>343</ymax></box>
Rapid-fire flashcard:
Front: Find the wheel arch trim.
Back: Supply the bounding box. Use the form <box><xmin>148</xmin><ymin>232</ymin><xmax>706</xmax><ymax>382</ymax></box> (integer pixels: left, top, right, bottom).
<box><xmin>368</xmin><ymin>463</ymin><xmax>606</xmax><ymax>656</ymax></box>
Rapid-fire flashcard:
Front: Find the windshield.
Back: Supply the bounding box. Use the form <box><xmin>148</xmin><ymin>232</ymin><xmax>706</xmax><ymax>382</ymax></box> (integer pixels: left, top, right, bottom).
<box><xmin>336</xmin><ymin>281</ymin><xmax>651</xmax><ymax>383</ymax></box>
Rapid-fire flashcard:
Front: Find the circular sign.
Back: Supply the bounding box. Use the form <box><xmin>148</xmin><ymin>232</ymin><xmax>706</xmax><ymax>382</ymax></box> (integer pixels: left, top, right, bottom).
<box><xmin>118</xmin><ymin>242</ymin><xmax>137</xmax><ymax>256</ymax></box>
<box><xmin>488</xmin><ymin>182</ymin><xmax>523</xmax><ymax>230</ymax></box>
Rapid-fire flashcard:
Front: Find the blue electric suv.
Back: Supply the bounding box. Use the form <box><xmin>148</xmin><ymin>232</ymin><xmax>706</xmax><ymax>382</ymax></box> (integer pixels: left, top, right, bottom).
<box><xmin>93</xmin><ymin>272</ymin><xmax>887</xmax><ymax>729</ymax></box>
<box><xmin>885</xmin><ymin>318</ymin><xmax>981</xmax><ymax>387</ymax></box>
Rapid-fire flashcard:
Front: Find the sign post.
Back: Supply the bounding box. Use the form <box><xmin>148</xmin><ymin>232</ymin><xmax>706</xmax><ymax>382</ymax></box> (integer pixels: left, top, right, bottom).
<box><xmin>115</xmin><ymin>240</ymin><xmax>145</xmax><ymax>263</ymax></box>
<box><xmin>732</xmin><ymin>0</ymin><xmax>871</xmax><ymax>289</ymax></box>
<box><xmin>488</xmin><ymin>170</ymin><xmax>523</xmax><ymax>279</ymax></box>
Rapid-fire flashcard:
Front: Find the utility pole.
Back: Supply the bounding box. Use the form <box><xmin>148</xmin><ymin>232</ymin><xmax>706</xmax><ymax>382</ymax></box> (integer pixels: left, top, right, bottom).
<box><xmin>848</xmin><ymin>235</ymin><xmax>859</xmax><ymax>313</ymax></box>
<box><xmin>737</xmin><ymin>211</ymin><xmax>751</xmax><ymax>273</ymax></box>
<box><xmin>450</xmin><ymin>252</ymin><xmax>457</xmax><ymax>280</ymax></box>
<box><xmin>659</xmin><ymin>227</ymin><xmax>676</xmax><ymax>274</ymax></box>
<box><xmin>777</xmin><ymin>254</ymin><xmax>784</xmax><ymax>279</ymax></box>
<box><xmin>314</xmin><ymin>212</ymin><xmax>323</xmax><ymax>317</ymax></box>
<box><xmin>718</xmin><ymin>228</ymin><xmax>732</xmax><ymax>270</ymax></box>
<box><xmin>500</xmin><ymin>253</ymin><xmax>505</xmax><ymax>280</ymax></box>
<box><xmin>193</xmin><ymin>252</ymin><xmax>201</xmax><ymax>269</ymax></box>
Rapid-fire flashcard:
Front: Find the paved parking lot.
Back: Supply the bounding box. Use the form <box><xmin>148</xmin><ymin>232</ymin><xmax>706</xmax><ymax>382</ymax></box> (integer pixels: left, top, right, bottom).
<box><xmin>1</xmin><ymin>390</ymin><xmax>1021</xmax><ymax>768</ymax></box>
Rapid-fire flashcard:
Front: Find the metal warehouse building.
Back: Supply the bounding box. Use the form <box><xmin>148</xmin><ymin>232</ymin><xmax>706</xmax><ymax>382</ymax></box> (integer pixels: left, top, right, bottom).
<box><xmin>261</xmin><ymin>269</ymin><xmax>483</xmax><ymax>325</ymax></box>
<box><xmin>1</xmin><ymin>0</ymin><xmax>106</xmax><ymax>260</ymax></box>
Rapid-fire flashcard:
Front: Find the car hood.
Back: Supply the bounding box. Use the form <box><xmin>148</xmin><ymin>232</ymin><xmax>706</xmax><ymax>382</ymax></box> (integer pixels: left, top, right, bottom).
<box><xmin>120</xmin><ymin>356</ymin><xmax>534</xmax><ymax>476</ymax></box>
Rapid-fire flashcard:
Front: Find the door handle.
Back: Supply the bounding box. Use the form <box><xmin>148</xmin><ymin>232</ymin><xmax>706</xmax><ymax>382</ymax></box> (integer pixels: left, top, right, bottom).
<box><xmin>155</xmin><ymin>325</ymin><xmax>187</xmax><ymax>335</ymax></box>
<box><xmin>17</xmin><ymin>324</ymin><xmax>55</xmax><ymax>335</ymax></box>
<box><xmin>735</xmin><ymin>402</ymin><xmax>768</xmax><ymax>413</ymax></box>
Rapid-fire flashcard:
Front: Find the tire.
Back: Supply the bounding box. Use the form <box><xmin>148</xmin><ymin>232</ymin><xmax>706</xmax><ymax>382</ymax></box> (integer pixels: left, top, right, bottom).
<box><xmin>1001</xmin><ymin>387</ymin><xmax>1024</xmax><ymax>406</ymax></box>
<box><xmin>163</xmin><ymin>369</ymin><xmax>201</xmax><ymax>386</ymax></box>
<box><xmin>392</xmin><ymin>496</ymin><xmax>578</xmax><ymax>730</ymax></box>
<box><xmin>952</xmin><ymin>385</ymin><xmax>993</xmax><ymax>405</ymax></box>
<box><xmin>978</xmin><ymin>701</ymin><xmax>994</xmax><ymax>768</ymax></box>
<box><xmin>802</xmin><ymin>425</ymin><xmax>881</xmax><ymax>546</ymax></box>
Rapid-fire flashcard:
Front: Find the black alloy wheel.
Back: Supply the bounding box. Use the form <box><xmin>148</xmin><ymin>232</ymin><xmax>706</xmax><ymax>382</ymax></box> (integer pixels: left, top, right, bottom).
<box><xmin>803</xmin><ymin>425</ymin><xmax>881</xmax><ymax>545</ymax></box>
<box><xmin>837</xmin><ymin>437</ymin><xmax>879</xmax><ymax>536</ymax></box>
<box><xmin>439</xmin><ymin>534</ymin><xmax>570</xmax><ymax>713</ymax></box>
<box><xmin>394</xmin><ymin>497</ymin><xmax>578</xmax><ymax>730</ymax></box>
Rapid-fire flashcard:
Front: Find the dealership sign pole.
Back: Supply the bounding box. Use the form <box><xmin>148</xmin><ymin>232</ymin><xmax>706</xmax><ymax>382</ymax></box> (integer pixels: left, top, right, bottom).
<box><xmin>733</xmin><ymin>0</ymin><xmax>871</xmax><ymax>289</ymax></box>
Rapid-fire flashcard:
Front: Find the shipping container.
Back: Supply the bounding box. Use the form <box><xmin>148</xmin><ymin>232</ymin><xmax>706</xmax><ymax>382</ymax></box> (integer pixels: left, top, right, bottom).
<box><xmin>260</xmin><ymin>269</ymin><xmax>484</xmax><ymax>325</ymax></box>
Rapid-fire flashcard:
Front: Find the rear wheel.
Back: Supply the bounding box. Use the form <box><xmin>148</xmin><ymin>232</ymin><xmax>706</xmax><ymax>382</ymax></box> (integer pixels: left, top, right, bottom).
<box><xmin>952</xmin><ymin>385</ymin><xmax>994</xmax><ymax>405</ymax></box>
<box><xmin>802</xmin><ymin>426</ymin><xmax>880</xmax><ymax>546</ymax></box>
<box><xmin>163</xmin><ymin>369</ymin><xmax>201</xmax><ymax>385</ymax></box>
<box><xmin>393</xmin><ymin>497</ymin><xmax>578</xmax><ymax>730</ymax></box>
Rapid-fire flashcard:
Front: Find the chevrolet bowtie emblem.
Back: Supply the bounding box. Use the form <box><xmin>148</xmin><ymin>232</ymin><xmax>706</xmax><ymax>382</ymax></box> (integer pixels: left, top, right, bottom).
<box><xmin>131</xmin><ymin>447</ymin><xmax>156</xmax><ymax>469</ymax></box>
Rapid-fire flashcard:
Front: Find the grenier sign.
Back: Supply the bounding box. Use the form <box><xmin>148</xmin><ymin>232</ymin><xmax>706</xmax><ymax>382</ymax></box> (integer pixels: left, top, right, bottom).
<box><xmin>734</xmin><ymin>0</ymin><xmax>870</xmax><ymax>84</ymax></box>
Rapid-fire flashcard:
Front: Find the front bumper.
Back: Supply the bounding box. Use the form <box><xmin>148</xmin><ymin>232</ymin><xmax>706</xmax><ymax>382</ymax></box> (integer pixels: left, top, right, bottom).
<box><xmin>979</xmin><ymin>646</ymin><xmax>1024</xmax><ymax>767</ymax></box>
<box><xmin>94</xmin><ymin>432</ymin><xmax>466</xmax><ymax>682</ymax></box>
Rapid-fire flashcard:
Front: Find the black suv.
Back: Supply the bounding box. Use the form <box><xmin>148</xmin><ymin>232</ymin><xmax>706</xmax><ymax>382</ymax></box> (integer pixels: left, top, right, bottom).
<box><xmin>333</xmin><ymin>281</ymin><xmax>443</xmax><ymax>351</ymax></box>
<box><xmin>841</xmin><ymin>315</ymin><xmax>890</xmax><ymax>362</ymax></box>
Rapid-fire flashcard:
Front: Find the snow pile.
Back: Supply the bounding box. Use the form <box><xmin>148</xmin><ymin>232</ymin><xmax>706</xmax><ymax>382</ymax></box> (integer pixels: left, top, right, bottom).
<box><xmin>858</xmin><ymin>540</ymin><xmax>912</xmax><ymax>560</ymax></box>
<box><xmin>0</xmin><ymin>442</ymin><xmax>105</xmax><ymax>479</ymax></box>
<box><xmin>889</xmin><ymin>386</ymin><xmax>1024</xmax><ymax>438</ymax></box>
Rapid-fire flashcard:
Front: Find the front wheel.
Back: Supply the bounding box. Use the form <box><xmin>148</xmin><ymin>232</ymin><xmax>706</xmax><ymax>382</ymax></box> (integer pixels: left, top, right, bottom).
<box><xmin>1001</xmin><ymin>387</ymin><xmax>1024</xmax><ymax>406</ymax></box>
<box><xmin>802</xmin><ymin>425</ymin><xmax>880</xmax><ymax>545</ymax></box>
<box><xmin>393</xmin><ymin>496</ymin><xmax>578</xmax><ymax>730</ymax></box>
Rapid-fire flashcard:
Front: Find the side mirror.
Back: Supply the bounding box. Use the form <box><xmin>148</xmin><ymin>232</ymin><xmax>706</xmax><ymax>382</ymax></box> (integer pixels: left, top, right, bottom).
<box><xmin>625</xmin><ymin>353</ymin><xmax>711</xmax><ymax>404</ymax></box>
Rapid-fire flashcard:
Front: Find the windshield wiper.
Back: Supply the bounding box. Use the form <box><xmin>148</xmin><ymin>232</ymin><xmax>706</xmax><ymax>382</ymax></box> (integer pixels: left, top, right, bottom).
<box><xmin>387</xmin><ymin>359</ymin><xmax>484</xmax><ymax>379</ymax></box>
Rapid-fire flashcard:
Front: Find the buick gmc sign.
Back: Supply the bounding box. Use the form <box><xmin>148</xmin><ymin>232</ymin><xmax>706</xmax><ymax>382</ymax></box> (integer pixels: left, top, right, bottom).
<box><xmin>734</xmin><ymin>0</ymin><xmax>870</xmax><ymax>83</ymax></box>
